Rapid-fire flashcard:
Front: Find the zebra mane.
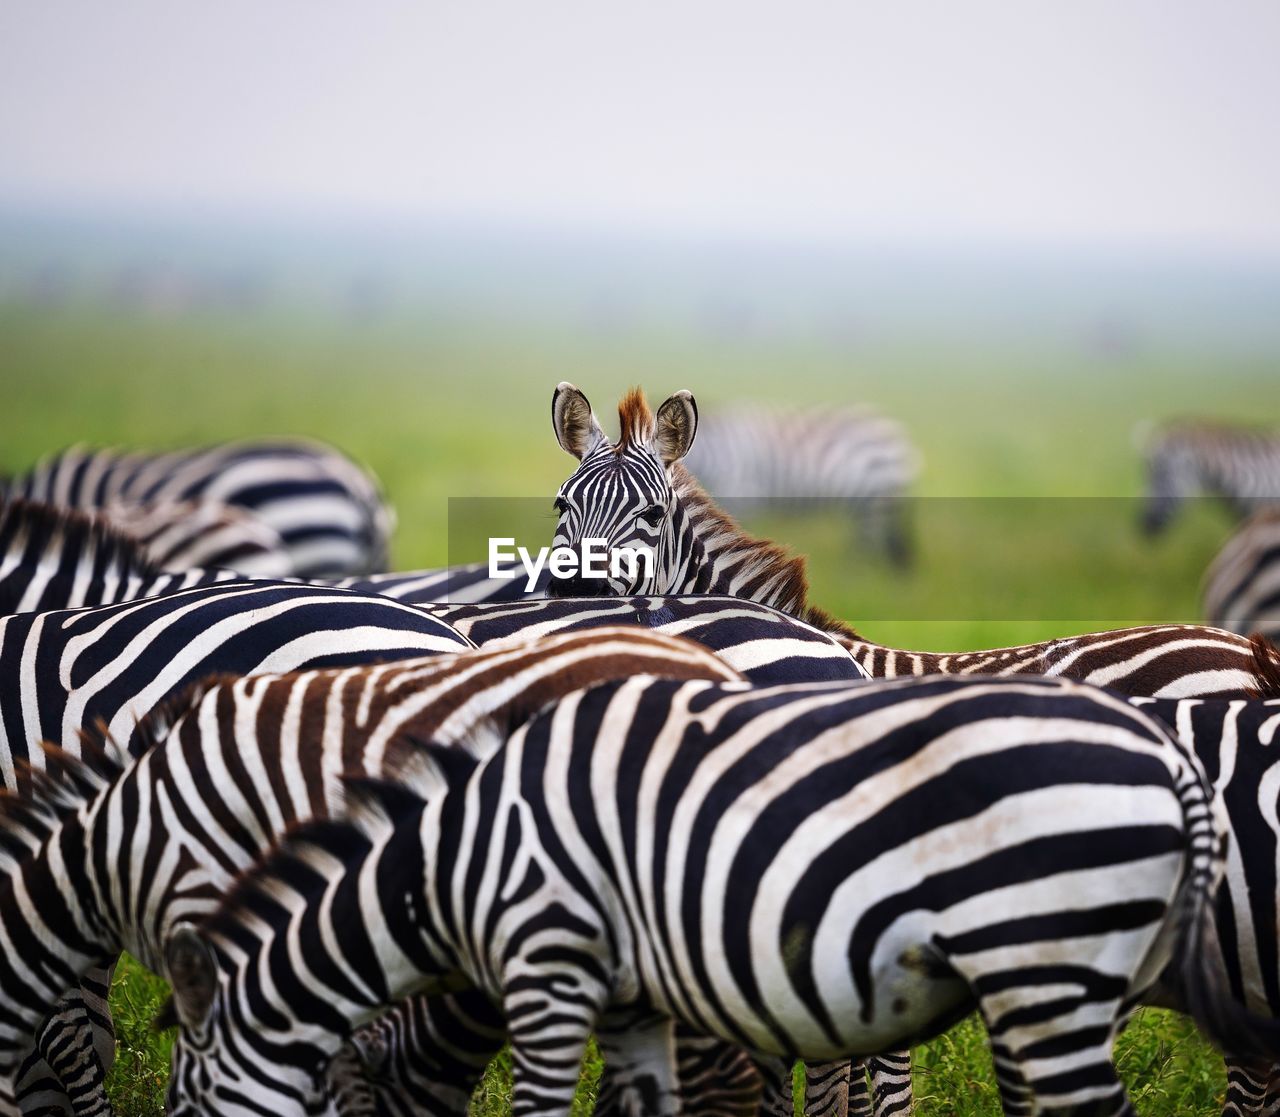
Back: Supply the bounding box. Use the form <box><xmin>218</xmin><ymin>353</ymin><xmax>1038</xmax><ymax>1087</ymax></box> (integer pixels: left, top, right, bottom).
<box><xmin>1250</xmin><ymin>634</ymin><xmax>1280</xmax><ymax>699</ymax></box>
<box><xmin>669</xmin><ymin>464</ymin><xmax>861</xmax><ymax>640</ymax></box>
<box><xmin>0</xmin><ymin>741</ymin><xmax>117</xmax><ymax>874</ymax></box>
<box><xmin>0</xmin><ymin>495</ymin><xmax>161</xmax><ymax>582</ymax></box>
<box><xmin>616</xmin><ymin>387</ymin><xmax>655</xmax><ymax>451</ymax></box>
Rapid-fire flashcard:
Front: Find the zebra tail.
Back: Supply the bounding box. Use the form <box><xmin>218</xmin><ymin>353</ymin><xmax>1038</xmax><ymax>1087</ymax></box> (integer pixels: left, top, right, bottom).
<box><xmin>1248</xmin><ymin>634</ymin><xmax>1280</xmax><ymax>699</ymax></box>
<box><xmin>1173</xmin><ymin>764</ymin><xmax>1280</xmax><ymax>1060</ymax></box>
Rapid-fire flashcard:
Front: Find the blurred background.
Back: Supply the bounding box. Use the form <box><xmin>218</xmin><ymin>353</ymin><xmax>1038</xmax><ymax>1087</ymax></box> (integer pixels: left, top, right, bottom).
<box><xmin>3</xmin><ymin>0</ymin><xmax>1279</xmax><ymax>645</ymax></box>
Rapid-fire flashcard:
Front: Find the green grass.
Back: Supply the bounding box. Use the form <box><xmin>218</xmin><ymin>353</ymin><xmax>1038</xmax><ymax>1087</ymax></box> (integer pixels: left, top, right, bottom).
<box><xmin>3</xmin><ymin>303</ymin><xmax>1277</xmax><ymax>1114</ymax></box>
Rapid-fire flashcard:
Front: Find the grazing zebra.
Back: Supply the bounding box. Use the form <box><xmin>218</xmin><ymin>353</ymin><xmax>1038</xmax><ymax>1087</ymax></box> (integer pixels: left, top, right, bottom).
<box><xmin>1139</xmin><ymin>420</ymin><xmax>1280</xmax><ymax>535</ymax></box>
<box><xmin>686</xmin><ymin>403</ymin><xmax>919</xmax><ymax>565</ymax></box>
<box><xmin>0</xmin><ymin>495</ymin><xmax>540</xmax><ymax>618</ymax></box>
<box><xmin>6</xmin><ymin>438</ymin><xmax>394</xmax><ymax>576</ymax></box>
<box><xmin>0</xmin><ymin>580</ymin><xmax>472</xmax><ymax>1116</ymax></box>
<box><xmin>424</xmin><ymin>595</ymin><xmax>869</xmax><ymax>683</ymax></box>
<box><xmin>1203</xmin><ymin>508</ymin><xmax>1280</xmax><ymax>643</ymax></box>
<box><xmin>0</xmin><ymin>630</ymin><xmax>740</xmax><ymax>1117</ymax></box>
<box><xmin>160</xmin><ymin>672</ymin><xmax>1277</xmax><ymax>1117</ymax></box>
<box><xmin>97</xmin><ymin>497</ymin><xmax>295</xmax><ymax>576</ymax></box>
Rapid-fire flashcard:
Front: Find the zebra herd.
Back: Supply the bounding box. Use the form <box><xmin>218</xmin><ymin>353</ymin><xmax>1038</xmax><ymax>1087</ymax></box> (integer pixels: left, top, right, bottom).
<box><xmin>0</xmin><ymin>390</ymin><xmax>1276</xmax><ymax>1117</ymax></box>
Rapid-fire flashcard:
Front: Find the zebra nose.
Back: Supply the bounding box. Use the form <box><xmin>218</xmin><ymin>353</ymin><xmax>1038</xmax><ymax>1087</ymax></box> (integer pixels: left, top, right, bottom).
<box><xmin>547</xmin><ymin>571</ymin><xmax>614</xmax><ymax>598</ymax></box>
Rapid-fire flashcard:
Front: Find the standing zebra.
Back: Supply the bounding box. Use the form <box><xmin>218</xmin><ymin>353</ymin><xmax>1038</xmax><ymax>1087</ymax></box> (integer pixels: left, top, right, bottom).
<box><xmin>159</xmin><ymin>672</ymin><xmax>1277</xmax><ymax>1117</ymax></box>
<box><xmin>0</xmin><ymin>580</ymin><xmax>472</xmax><ymax>1116</ymax></box>
<box><xmin>686</xmin><ymin>403</ymin><xmax>919</xmax><ymax>565</ymax></box>
<box><xmin>6</xmin><ymin>438</ymin><xmax>394</xmax><ymax>576</ymax></box>
<box><xmin>1203</xmin><ymin>508</ymin><xmax>1280</xmax><ymax>643</ymax></box>
<box><xmin>1139</xmin><ymin>420</ymin><xmax>1280</xmax><ymax>535</ymax></box>
<box><xmin>0</xmin><ymin>630</ymin><xmax>741</xmax><ymax>1117</ymax></box>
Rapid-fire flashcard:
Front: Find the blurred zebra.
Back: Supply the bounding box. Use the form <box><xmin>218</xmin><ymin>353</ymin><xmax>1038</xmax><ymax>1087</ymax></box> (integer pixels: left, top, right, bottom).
<box><xmin>1139</xmin><ymin>420</ymin><xmax>1280</xmax><ymax>535</ymax></box>
<box><xmin>0</xmin><ymin>630</ymin><xmax>740</xmax><ymax>1117</ymax></box>
<box><xmin>6</xmin><ymin>438</ymin><xmax>394</xmax><ymax>576</ymax></box>
<box><xmin>0</xmin><ymin>580</ymin><xmax>472</xmax><ymax>1116</ymax></box>
<box><xmin>98</xmin><ymin>497</ymin><xmax>295</xmax><ymax>576</ymax></box>
<box><xmin>1203</xmin><ymin>508</ymin><xmax>1280</xmax><ymax>643</ymax></box>
<box><xmin>686</xmin><ymin>403</ymin><xmax>919</xmax><ymax>565</ymax></box>
<box><xmin>159</xmin><ymin>672</ymin><xmax>1274</xmax><ymax>1117</ymax></box>
<box><xmin>549</xmin><ymin>383</ymin><xmax>1280</xmax><ymax>701</ymax></box>
<box><xmin>0</xmin><ymin>495</ymin><xmax>538</xmax><ymax>617</ymax></box>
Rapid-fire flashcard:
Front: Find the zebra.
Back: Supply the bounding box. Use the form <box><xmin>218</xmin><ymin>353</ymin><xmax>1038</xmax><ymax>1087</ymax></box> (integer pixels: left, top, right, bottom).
<box><xmin>5</xmin><ymin>438</ymin><xmax>394</xmax><ymax>576</ymax></box>
<box><xmin>159</xmin><ymin>672</ymin><xmax>1280</xmax><ymax>1117</ymax></box>
<box><xmin>94</xmin><ymin>497</ymin><xmax>296</xmax><ymax>577</ymax></box>
<box><xmin>1139</xmin><ymin>420</ymin><xmax>1280</xmax><ymax>536</ymax></box>
<box><xmin>0</xmin><ymin>495</ymin><xmax>539</xmax><ymax>617</ymax></box>
<box><xmin>548</xmin><ymin>383</ymin><xmax>1280</xmax><ymax>702</ymax></box>
<box><xmin>422</xmin><ymin>595</ymin><xmax>870</xmax><ymax>684</ymax></box>
<box><xmin>1203</xmin><ymin>508</ymin><xmax>1280</xmax><ymax>643</ymax></box>
<box><xmin>0</xmin><ymin>629</ymin><xmax>741</xmax><ymax>1117</ymax></box>
<box><xmin>685</xmin><ymin>403</ymin><xmax>919</xmax><ymax>566</ymax></box>
<box><xmin>0</xmin><ymin>579</ymin><xmax>473</xmax><ymax>1116</ymax></box>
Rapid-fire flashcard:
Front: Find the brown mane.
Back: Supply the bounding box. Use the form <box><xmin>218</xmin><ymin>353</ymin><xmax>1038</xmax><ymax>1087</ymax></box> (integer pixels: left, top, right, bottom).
<box><xmin>1250</xmin><ymin>634</ymin><xmax>1280</xmax><ymax>699</ymax></box>
<box><xmin>616</xmin><ymin>387</ymin><xmax>656</xmax><ymax>451</ymax></box>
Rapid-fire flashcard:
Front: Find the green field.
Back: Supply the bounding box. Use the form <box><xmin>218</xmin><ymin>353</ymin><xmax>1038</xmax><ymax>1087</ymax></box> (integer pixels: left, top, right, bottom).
<box><xmin>3</xmin><ymin>303</ymin><xmax>1277</xmax><ymax>1114</ymax></box>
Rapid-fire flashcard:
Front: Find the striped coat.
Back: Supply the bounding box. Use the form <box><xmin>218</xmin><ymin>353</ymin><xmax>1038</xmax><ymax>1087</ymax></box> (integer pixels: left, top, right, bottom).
<box><xmin>7</xmin><ymin>439</ymin><xmax>394</xmax><ymax>576</ymax></box>
<box><xmin>0</xmin><ymin>631</ymin><xmax>739</xmax><ymax>1117</ymax></box>
<box><xmin>1203</xmin><ymin>509</ymin><xmax>1280</xmax><ymax>643</ymax></box>
<box><xmin>161</xmin><ymin>673</ymin><xmax>1272</xmax><ymax>1117</ymax></box>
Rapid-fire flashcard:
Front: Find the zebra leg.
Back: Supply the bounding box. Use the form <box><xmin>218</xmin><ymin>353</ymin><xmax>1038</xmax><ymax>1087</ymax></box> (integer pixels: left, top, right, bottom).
<box><xmin>665</xmin><ymin>1032</ymin><xmax>761</xmax><ymax>1117</ymax></box>
<box><xmin>504</xmin><ymin>976</ymin><xmax>603</xmax><ymax>1117</ymax></box>
<box><xmin>1223</xmin><ymin>1057</ymin><xmax>1270</xmax><ymax>1116</ymax></box>
<box><xmin>751</xmin><ymin>1055</ymin><xmax>795</xmax><ymax>1117</ymax></box>
<box><xmin>803</xmin><ymin>1060</ymin><xmax>852</xmax><ymax>1117</ymax></box>
<box><xmin>978</xmin><ymin>996</ymin><xmax>1133</xmax><ymax>1117</ymax></box>
<box><xmin>594</xmin><ymin>1010</ymin><xmax>681</xmax><ymax>1117</ymax></box>
<box><xmin>12</xmin><ymin>1051</ymin><xmax>71</xmax><ymax>1117</ymax></box>
<box><xmin>867</xmin><ymin>1052</ymin><xmax>913</xmax><ymax>1115</ymax></box>
<box><xmin>29</xmin><ymin>982</ymin><xmax>113</xmax><ymax>1117</ymax></box>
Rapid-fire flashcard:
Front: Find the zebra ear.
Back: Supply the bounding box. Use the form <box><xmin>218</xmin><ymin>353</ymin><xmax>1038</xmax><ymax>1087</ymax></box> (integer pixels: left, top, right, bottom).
<box><xmin>164</xmin><ymin>924</ymin><xmax>218</xmax><ymax>1030</ymax></box>
<box><xmin>552</xmin><ymin>382</ymin><xmax>605</xmax><ymax>460</ymax></box>
<box><xmin>654</xmin><ymin>390</ymin><xmax>698</xmax><ymax>466</ymax></box>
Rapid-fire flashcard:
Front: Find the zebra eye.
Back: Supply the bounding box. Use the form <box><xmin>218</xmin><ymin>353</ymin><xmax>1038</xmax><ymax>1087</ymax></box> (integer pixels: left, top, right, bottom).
<box><xmin>553</xmin><ymin>497</ymin><xmax>568</xmax><ymax>514</ymax></box>
<box><xmin>639</xmin><ymin>504</ymin><xmax>664</xmax><ymax>526</ymax></box>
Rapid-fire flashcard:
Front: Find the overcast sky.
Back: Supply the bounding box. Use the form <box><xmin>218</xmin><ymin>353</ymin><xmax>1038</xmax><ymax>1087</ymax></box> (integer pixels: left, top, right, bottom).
<box><xmin>2</xmin><ymin>2</ymin><xmax>1278</xmax><ymax>255</ymax></box>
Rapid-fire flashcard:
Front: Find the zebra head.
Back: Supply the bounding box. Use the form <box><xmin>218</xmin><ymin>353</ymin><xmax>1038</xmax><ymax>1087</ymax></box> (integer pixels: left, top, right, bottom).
<box><xmin>161</xmin><ymin>926</ymin><xmax>340</xmax><ymax>1117</ymax></box>
<box><xmin>549</xmin><ymin>382</ymin><xmax>698</xmax><ymax>596</ymax></box>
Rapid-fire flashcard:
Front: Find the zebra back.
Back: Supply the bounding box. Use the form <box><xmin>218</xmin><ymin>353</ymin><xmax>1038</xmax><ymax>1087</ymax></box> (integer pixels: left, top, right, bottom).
<box><xmin>1203</xmin><ymin>507</ymin><xmax>1280</xmax><ymax>641</ymax></box>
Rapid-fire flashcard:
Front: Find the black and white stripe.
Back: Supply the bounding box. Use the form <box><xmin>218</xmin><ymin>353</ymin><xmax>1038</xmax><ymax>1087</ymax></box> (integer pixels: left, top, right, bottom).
<box><xmin>686</xmin><ymin>404</ymin><xmax>919</xmax><ymax>565</ymax></box>
<box><xmin>7</xmin><ymin>439</ymin><xmax>394</xmax><ymax>576</ymax></box>
<box><xmin>1203</xmin><ymin>509</ymin><xmax>1280</xmax><ymax>643</ymax></box>
<box><xmin>425</xmin><ymin>595</ymin><xmax>869</xmax><ymax>684</ymax></box>
<box><xmin>0</xmin><ymin>581</ymin><xmax>471</xmax><ymax>1116</ymax></box>
<box><xmin>0</xmin><ymin>630</ymin><xmax>738</xmax><ymax>1117</ymax></box>
<box><xmin>161</xmin><ymin>673</ymin><xmax>1275</xmax><ymax>1117</ymax></box>
<box><xmin>1140</xmin><ymin>421</ymin><xmax>1280</xmax><ymax>535</ymax></box>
